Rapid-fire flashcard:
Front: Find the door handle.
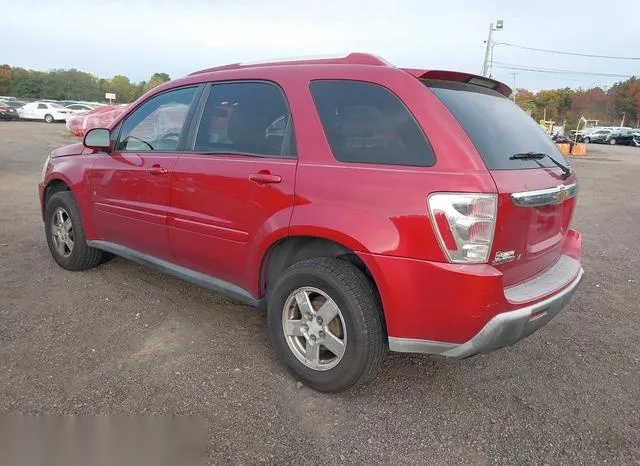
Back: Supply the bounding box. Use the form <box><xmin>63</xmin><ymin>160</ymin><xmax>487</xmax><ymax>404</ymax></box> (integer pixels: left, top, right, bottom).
<box><xmin>249</xmin><ymin>172</ymin><xmax>282</xmax><ymax>184</ymax></box>
<box><xmin>147</xmin><ymin>165</ymin><xmax>168</xmax><ymax>175</ymax></box>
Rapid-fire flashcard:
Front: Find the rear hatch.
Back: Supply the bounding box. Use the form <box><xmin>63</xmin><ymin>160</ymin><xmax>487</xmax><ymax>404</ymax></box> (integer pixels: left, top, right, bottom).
<box><xmin>425</xmin><ymin>79</ymin><xmax>577</xmax><ymax>286</ymax></box>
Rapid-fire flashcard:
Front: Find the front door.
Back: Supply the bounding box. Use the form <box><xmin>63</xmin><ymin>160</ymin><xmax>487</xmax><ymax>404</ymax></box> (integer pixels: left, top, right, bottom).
<box><xmin>168</xmin><ymin>81</ymin><xmax>297</xmax><ymax>291</ymax></box>
<box><xmin>88</xmin><ymin>85</ymin><xmax>201</xmax><ymax>261</ymax></box>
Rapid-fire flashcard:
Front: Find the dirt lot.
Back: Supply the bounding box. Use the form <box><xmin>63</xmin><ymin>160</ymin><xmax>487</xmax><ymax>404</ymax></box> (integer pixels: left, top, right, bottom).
<box><xmin>0</xmin><ymin>121</ymin><xmax>639</xmax><ymax>465</ymax></box>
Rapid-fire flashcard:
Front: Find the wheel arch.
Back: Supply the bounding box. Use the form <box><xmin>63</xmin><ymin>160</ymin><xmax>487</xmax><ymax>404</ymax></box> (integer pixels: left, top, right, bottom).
<box><xmin>42</xmin><ymin>178</ymin><xmax>71</xmax><ymax>215</ymax></box>
<box><xmin>258</xmin><ymin>235</ymin><xmax>387</xmax><ymax>334</ymax></box>
<box><xmin>41</xmin><ymin>174</ymin><xmax>97</xmax><ymax>239</ymax></box>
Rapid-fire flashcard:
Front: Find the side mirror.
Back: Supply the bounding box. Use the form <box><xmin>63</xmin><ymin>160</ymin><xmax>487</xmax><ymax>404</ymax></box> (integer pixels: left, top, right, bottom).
<box><xmin>83</xmin><ymin>128</ymin><xmax>111</xmax><ymax>150</ymax></box>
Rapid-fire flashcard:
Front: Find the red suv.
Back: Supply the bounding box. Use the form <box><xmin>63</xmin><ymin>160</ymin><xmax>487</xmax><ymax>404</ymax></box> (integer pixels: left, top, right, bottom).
<box><xmin>39</xmin><ymin>53</ymin><xmax>583</xmax><ymax>392</ymax></box>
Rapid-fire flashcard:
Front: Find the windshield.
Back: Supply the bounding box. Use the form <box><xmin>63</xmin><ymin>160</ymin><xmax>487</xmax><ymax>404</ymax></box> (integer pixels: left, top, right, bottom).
<box><xmin>424</xmin><ymin>80</ymin><xmax>567</xmax><ymax>170</ymax></box>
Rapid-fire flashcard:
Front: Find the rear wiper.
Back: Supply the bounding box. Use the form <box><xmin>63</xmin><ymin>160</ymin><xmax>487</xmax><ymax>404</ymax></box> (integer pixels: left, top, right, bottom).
<box><xmin>509</xmin><ymin>152</ymin><xmax>572</xmax><ymax>179</ymax></box>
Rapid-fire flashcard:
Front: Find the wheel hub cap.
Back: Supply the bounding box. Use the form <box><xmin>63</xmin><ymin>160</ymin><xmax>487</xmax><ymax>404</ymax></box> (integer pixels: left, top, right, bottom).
<box><xmin>282</xmin><ymin>287</ymin><xmax>347</xmax><ymax>371</ymax></box>
<box><xmin>51</xmin><ymin>207</ymin><xmax>74</xmax><ymax>258</ymax></box>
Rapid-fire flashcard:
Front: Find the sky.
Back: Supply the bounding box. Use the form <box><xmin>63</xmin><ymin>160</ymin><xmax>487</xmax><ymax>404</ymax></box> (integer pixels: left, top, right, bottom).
<box><xmin>2</xmin><ymin>0</ymin><xmax>638</xmax><ymax>91</ymax></box>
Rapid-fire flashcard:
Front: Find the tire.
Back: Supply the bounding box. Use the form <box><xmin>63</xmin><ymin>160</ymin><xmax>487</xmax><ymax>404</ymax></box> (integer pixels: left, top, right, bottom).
<box><xmin>583</xmin><ymin>137</ymin><xmax>590</xmax><ymax>143</ymax></box>
<box><xmin>609</xmin><ymin>138</ymin><xmax>616</xmax><ymax>145</ymax></box>
<box><xmin>44</xmin><ymin>114</ymin><xmax>54</xmax><ymax>123</ymax></box>
<box><xmin>267</xmin><ymin>257</ymin><xmax>385</xmax><ymax>392</ymax></box>
<box><xmin>44</xmin><ymin>191</ymin><xmax>103</xmax><ymax>271</ymax></box>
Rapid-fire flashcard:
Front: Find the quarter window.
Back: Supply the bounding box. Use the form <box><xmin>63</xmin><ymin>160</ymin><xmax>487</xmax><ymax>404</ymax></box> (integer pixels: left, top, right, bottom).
<box><xmin>309</xmin><ymin>80</ymin><xmax>434</xmax><ymax>166</ymax></box>
<box><xmin>193</xmin><ymin>82</ymin><xmax>294</xmax><ymax>157</ymax></box>
<box><xmin>115</xmin><ymin>86</ymin><xmax>198</xmax><ymax>152</ymax></box>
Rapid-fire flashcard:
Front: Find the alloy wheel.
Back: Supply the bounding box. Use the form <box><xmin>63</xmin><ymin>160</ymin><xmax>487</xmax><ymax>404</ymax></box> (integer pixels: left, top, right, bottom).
<box><xmin>282</xmin><ymin>286</ymin><xmax>347</xmax><ymax>371</ymax></box>
<box><xmin>51</xmin><ymin>207</ymin><xmax>74</xmax><ymax>258</ymax></box>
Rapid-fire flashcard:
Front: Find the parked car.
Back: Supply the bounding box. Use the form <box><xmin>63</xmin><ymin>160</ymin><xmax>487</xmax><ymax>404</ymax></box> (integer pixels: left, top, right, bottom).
<box><xmin>18</xmin><ymin>101</ymin><xmax>71</xmax><ymax>123</ymax></box>
<box><xmin>582</xmin><ymin>128</ymin><xmax>613</xmax><ymax>143</ymax></box>
<box><xmin>64</xmin><ymin>103</ymin><xmax>96</xmax><ymax>116</ymax></box>
<box><xmin>0</xmin><ymin>103</ymin><xmax>20</xmax><ymax>120</ymax></box>
<box><xmin>606</xmin><ymin>129</ymin><xmax>640</xmax><ymax>146</ymax></box>
<box><xmin>0</xmin><ymin>99</ymin><xmax>27</xmax><ymax>109</ymax></box>
<box><xmin>39</xmin><ymin>53</ymin><xmax>583</xmax><ymax>392</ymax></box>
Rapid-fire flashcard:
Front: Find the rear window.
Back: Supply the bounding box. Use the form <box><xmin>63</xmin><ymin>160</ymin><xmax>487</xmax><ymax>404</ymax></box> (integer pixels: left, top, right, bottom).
<box><xmin>310</xmin><ymin>80</ymin><xmax>435</xmax><ymax>167</ymax></box>
<box><xmin>425</xmin><ymin>80</ymin><xmax>567</xmax><ymax>170</ymax></box>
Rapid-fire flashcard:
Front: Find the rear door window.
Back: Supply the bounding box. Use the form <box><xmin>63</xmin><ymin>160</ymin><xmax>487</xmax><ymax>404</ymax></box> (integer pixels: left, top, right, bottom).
<box><xmin>425</xmin><ymin>80</ymin><xmax>567</xmax><ymax>170</ymax></box>
<box><xmin>310</xmin><ymin>80</ymin><xmax>434</xmax><ymax>167</ymax></box>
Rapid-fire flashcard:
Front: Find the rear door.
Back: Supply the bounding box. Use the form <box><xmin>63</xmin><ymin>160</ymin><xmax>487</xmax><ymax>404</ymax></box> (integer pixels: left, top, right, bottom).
<box><xmin>88</xmin><ymin>85</ymin><xmax>201</xmax><ymax>261</ymax></box>
<box><xmin>35</xmin><ymin>103</ymin><xmax>49</xmax><ymax>119</ymax></box>
<box><xmin>168</xmin><ymin>81</ymin><xmax>297</xmax><ymax>289</ymax></box>
<box><xmin>426</xmin><ymin>80</ymin><xmax>578</xmax><ymax>286</ymax></box>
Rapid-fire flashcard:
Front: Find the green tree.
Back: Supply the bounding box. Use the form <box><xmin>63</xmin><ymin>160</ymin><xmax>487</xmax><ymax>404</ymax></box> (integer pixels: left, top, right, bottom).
<box><xmin>106</xmin><ymin>75</ymin><xmax>137</xmax><ymax>103</ymax></box>
<box><xmin>144</xmin><ymin>72</ymin><xmax>171</xmax><ymax>92</ymax></box>
<box><xmin>0</xmin><ymin>64</ymin><xmax>11</xmax><ymax>95</ymax></box>
<box><xmin>610</xmin><ymin>77</ymin><xmax>639</xmax><ymax>125</ymax></box>
<box><xmin>515</xmin><ymin>88</ymin><xmax>536</xmax><ymax>115</ymax></box>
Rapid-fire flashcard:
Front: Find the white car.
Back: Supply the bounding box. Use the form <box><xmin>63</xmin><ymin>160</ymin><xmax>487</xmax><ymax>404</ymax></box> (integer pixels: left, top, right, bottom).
<box><xmin>18</xmin><ymin>101</ymin><xmax>71</xmax><ymax>123</ymax></box>
<box><xmin>64</xmin><ymin>103</ymin><xmax>96</xmax><ymax>116</ymax></box>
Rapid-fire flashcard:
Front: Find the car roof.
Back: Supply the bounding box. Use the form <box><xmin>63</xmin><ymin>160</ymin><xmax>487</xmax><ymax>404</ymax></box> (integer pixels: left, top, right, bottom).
<box><xmin>149</xmin><ymin>53</ymin><xmax>512</xmax><ymax>98</ymax></box>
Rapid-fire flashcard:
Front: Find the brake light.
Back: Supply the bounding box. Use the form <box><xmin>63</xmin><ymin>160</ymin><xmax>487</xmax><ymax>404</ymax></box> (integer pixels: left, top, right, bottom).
<box><xmin>0</xmin><ymin>108</ymin><xmax>7</xmax><ymax>113</ymax></box>
<box><xmin>427</xmin><ymin>193</ymin><xmax>498</xmax><ymax>263</ymax></box>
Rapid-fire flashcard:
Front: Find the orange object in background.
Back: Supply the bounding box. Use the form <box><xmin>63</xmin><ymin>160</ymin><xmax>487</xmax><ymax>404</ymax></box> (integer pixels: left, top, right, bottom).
<box><xmin>555</xmin><ymin>143</ymin><xmax>570</xmax><ymax>155</ymax></box>
<box><xmin>571</xmin><ymin>143</ymin><xmax>586</xmax><ymax>156</ymax></box>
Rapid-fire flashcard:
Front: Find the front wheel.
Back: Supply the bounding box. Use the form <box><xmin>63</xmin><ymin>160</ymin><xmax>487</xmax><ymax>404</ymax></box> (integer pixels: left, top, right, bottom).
<box><xmin>267</xmin><ymin>258</ymin><xmax>385</xmax><ymax>392</ymax></box>
<box><xmin>44</xmin><ymin>191</ymin><xmax>103</xmax><ymax>270</ymax></box>
<box><xmin>583</xmin><ymin>137</ymin><xmax>590</xmax><ymax>143</ymax></box>
<box><xmin>44</xmin><ymin>114</ymin><xmax>54</xmax><ymax>123</ymax></box>
<box><xmin>609</xmin><ymin>138</ymin><xmax>616</xmax><ymax>145</ymax></box>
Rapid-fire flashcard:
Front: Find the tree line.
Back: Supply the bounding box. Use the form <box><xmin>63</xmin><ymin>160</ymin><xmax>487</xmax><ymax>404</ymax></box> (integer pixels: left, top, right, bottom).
<box><xmin>514</xmin><ymin>76</ymin><xmax>640</xmax><ymax>129</ymax></box>
<box><xmin>0</xmin><ymin>65</ymin><xmax>170</xmax><ymax>103</ymax></box>
<box><xmin>1</xmin><ymin>64</ymin><xmax>638</xmax><ymax>127</ymax></box>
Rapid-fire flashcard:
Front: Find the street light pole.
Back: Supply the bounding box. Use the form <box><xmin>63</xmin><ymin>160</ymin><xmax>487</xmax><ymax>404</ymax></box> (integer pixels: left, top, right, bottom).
<box><xmin>510</xmin><ymin>72</ymin><xmax>518</xmax><ymax>101</ymax></box>
<box><xmin>481</xmin><ymin>20</ymin><xmax>503</xmax><ymax>77</ymax></box>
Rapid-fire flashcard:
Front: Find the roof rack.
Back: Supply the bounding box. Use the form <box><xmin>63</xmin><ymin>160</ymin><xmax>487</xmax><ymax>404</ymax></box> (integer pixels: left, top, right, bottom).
<box><xmin>188</xmin><ymin>53</ymin><xmax>392</xmax><ymax>76</ymax></box>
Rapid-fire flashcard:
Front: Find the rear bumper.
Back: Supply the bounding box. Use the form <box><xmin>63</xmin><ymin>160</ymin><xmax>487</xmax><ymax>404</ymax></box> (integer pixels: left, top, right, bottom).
<box><xmin>388</xmin><ymin>267</ymin><xmax>583</xmax><ymax>357</ymax></box>
<box><xmin>358</xmin><ymin>228</ymin><xmax>583</xmax><ymax>356</ymax></box>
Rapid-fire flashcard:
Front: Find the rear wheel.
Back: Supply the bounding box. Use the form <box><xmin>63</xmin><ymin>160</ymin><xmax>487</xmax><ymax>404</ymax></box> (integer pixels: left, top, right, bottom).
<box><xmin>44</xmin><ymin>191</ymin><xmax>103</xmax><ymax>270</ymax></box>
<box><xmin>609</xmin><ymin>138</ymin><xmax>616</xmax><ymax>145</ymax></box>
<box><xmin>267</xmin><ymin>258</ymin><xmax>385</xmax><ymax>392</ymax></box>
<box><xmin>44</xmin><ymin>114</ymin><xmax>54</xmax><ymax>123</ymax></box>
<box><xmin>583</xmin><ymin>137</ymin><xmax>590</xmax><ymax>143</ymax></box>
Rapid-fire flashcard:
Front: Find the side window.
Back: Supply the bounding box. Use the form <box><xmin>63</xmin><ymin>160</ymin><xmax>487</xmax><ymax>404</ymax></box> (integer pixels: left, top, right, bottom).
<box><xmin>115</xmin><ymin>86</ymin><xmax>198</xmax><ymax>152</ymax></box>
<box><xmin>38</xmin><ymin>104</ymin><xmax>47</xmax><ymax>109</ymax></box>
<box><xmin>310</xmin><ymin>80</ymin><xmax>435</xmax><ymax>166</ymax></box>
<box><xmin>193</xmin><ymin>81</ymin><xmax>294</xmax><ymax>157</ymax></box>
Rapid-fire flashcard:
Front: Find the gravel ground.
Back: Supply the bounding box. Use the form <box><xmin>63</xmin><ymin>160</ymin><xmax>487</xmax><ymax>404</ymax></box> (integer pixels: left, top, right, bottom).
<box><xmin>0</xmin><ymin>121</ymin><xmax>639</xmax><ymax>465</ymax></box>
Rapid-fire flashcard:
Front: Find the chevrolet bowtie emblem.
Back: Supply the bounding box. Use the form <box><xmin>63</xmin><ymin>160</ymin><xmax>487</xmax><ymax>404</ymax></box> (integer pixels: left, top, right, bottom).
<box><xmin>556</xmin><ymin>186</ymin><xmax>567</xmax><ymax>203</ymax></box>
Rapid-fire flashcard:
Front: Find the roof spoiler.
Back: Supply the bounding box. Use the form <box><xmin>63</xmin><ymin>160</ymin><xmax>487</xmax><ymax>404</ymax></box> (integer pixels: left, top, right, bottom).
<box><xmin>403</xmin><ymin>69</ymin><xmax>512</xmax><ymax>97</ymax></box>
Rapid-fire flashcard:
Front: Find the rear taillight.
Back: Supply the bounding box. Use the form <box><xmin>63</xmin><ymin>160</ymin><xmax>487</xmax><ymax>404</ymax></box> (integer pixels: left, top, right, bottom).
<box><xmin>427</xmin><ymin>193</ymin><xmax>497</xmax><ymax>263</ymax></box>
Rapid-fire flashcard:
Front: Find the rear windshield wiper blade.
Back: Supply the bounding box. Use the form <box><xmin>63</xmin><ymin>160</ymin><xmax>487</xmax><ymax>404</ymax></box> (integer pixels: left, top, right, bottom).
<box><xmin>509</xmin><ymin>152</ymin><xmax>572</xmax><ymax>179</ymax></box>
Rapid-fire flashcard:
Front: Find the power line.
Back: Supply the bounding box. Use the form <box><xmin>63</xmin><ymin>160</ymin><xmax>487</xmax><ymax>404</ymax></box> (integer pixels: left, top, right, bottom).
<box><xmin>493</xmin><ymin>63</ymin><xmax>633</xmax><ymax>78</ymax></box>
<box><xmin>494</xmin><ymin>42</ymin><xmax>640</xmax><ymax>60</ymax></box>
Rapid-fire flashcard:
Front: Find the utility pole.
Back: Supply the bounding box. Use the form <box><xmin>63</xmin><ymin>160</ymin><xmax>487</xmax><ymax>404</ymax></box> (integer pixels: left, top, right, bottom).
<box><xmin>510</xmin><ymin>72</ymin><xmax>518</xmax><ymax>101</ymax></box>
<box><xmin>481</xmin><ymin>20</ymin><xmax>503</xmax><ymax>77</ymax></box>
<box><xmin>620</xmin><ymin>112</ymin><xmax>626</xmax><ymax>127</ymax></box>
